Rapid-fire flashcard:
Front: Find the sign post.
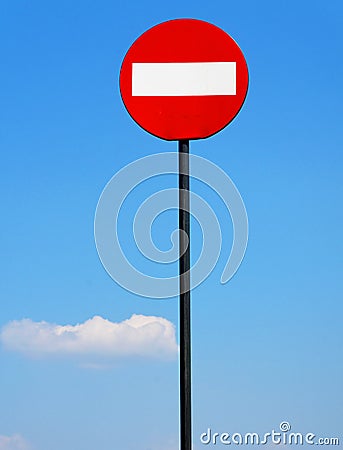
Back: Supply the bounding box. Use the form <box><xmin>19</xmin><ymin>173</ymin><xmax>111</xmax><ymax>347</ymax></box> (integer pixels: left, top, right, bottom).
<box><xmin>120</xmin><ymin>18</ymin><xmax>249</xmax><ymax>450</ymax></box>
<box><xmin>179</xmin><ymin>139</ymin><xmax>191</xmax><ymax>450</ymax></box>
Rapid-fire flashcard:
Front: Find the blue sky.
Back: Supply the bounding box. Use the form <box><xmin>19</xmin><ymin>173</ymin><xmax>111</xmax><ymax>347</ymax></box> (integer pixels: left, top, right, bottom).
<box><xmin>1</xmin><ymin>1</ymin><xmax>342</xmax><ymax>449</ymax></box>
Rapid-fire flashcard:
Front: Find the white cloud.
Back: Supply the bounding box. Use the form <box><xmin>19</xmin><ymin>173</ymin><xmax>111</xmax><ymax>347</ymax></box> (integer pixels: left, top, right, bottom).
<box><xmin>0</xmin><ymin>314</ymin><xmax>178</xmax><ymax>362</ymax></box>
<box><xmin>0</xmin><ymin>435</ymin><xmax>30</xmax><ymax>450</ymax></box>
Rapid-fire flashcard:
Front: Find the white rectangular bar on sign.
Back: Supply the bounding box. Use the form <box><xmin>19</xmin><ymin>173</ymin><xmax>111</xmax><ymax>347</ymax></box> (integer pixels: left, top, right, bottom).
<box><xmin>132</xmin><ymin>62</ymin><xmax>236</xmax><ymax>96</ymax></box>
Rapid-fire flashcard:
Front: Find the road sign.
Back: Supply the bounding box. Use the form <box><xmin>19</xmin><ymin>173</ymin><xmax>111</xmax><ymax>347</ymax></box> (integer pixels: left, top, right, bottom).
<box><xmin>120</xmin><ymin>18</ymin><xmax>249</xmax><ymax>141</ymax></box>
<box><xmin>119</xmin><ymin>18</ymin><xmax>249</xmax><ymax>450</ymax></box>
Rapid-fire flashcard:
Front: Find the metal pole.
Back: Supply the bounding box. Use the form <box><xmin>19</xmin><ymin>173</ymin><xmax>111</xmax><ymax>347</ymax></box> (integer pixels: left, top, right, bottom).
<box><xmin>178</xmin><ymin>140</ymin><xmax>191</xmax><ymax>450</ymax></box>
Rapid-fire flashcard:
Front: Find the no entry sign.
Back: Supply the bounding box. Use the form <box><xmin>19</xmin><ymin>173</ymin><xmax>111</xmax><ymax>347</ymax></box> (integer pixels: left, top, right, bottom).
<box><xmin>120</xmin><ymin>19</ymin><xmax>249</xmax><ymax>140</ymax></box>
<box><xmin>118</xmin><ymin>18</ymin><xmax>249</xmax><ymax>450</ymax></box>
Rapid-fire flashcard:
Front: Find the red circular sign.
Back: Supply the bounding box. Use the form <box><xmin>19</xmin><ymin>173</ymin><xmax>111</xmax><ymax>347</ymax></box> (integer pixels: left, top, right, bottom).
<box><xmin>120</xmin><ymin>19</ymin><xmax>249</xmax><ymax>141</ymax></box>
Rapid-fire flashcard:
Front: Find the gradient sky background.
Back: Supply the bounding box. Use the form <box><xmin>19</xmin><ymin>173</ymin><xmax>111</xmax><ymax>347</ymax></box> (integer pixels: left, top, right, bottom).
<box><xmin>1</xmin><ymin>1</ymin><xmax>342</xmax><ymax>449</ymax></box>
